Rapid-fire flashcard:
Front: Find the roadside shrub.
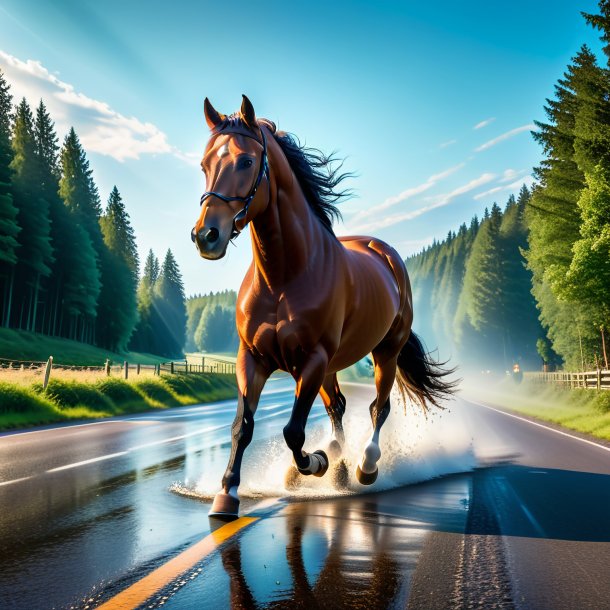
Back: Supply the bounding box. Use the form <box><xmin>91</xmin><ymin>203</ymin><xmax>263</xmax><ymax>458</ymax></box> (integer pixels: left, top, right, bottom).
<box><xmin>593</xmin><ymin>391</ymin><xmax>610</xmax><ymax>413</ymax></box>
<box><xmin>96</xmin><ymin>378</ymin><xmax>146</xmax><ymax>408</ymax></box>
<box><xmin>39</xmin><ymin>378</ymin><xmax>114</xmax><ymax>412</ymax></box>
<box><xmin>133</xmin><ymin>379</ymin><xmax>178</xmax><ymax>407</ymax></box>
<box><xmin>0</xmin><ymin>382</ymin><xmax>55</xmax><ymax>413</ymax></box>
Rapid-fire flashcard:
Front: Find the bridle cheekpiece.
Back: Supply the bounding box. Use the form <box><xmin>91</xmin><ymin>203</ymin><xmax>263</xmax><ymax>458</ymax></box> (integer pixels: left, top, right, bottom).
<box><xmin>199</xmin><ymin>126</ymin><xmax>269</xmax><ymax>239</ymax></box>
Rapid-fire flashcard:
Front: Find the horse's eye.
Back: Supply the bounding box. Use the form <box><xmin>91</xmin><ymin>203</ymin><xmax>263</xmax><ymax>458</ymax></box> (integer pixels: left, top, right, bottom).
<box><xmin>239</xmin><ymin>158</ymin><xmax>253</xmax><ymax>169</ymax></box>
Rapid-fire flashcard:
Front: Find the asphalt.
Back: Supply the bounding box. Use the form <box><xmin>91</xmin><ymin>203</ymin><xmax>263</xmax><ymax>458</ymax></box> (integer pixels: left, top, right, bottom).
<box><xmin>0</xmin><ymin>379</ymin><xmax>609</xmax><ymax>609</ymax></box>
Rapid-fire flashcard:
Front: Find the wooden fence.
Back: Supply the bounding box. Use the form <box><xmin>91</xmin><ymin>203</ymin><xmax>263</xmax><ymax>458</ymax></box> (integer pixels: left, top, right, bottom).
<box><xmin>0</xmin><ymin>354</ymin><xmax>236</xmax><ymax>391</ymax></box>
<box><xmin>524</xmin><ymin>370</ymin><xmax>610</xmax><ymax>391</ymax></box>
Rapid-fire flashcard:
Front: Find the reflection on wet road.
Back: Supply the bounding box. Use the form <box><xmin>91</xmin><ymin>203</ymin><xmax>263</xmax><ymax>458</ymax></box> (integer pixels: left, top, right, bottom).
<box><xmin>0</xmin><ymin>376</ymin><xmax>326</xmax><ymax>609</ymax></box>
<box><xmin>1</xmin><ymin>377</ymin><xmax>610</xmax><ymax>609</ymax></box>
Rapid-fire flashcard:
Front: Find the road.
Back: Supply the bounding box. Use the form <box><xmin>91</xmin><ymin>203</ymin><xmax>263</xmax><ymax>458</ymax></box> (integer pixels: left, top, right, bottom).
<box><xmin>0</xmin><ymin>377</ymin><xmax>609</xmax><ymax>609</ymax></box>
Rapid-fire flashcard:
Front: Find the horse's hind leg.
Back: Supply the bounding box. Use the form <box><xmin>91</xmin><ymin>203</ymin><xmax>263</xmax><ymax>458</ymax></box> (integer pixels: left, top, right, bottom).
<box><xmin>320</xmin><ymin>373</ymin><xmax>346</xmax><ymax>458</ymax></box>
<box><xmin>356</xmin><ymin>349</ymin><xmax>397</xmax><ymax>485</ymax></box>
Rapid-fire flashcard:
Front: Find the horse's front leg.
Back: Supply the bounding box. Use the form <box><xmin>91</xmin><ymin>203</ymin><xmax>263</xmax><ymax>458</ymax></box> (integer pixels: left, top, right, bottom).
<box><xmin>209</xmin><ymin>345</ymin><xmax>271</xmax><ymax>519</ymax></box>
<box><xmin>283</xmin><ymin>350</ymin><xmax>330</xmax><ymax>477</ymax></box>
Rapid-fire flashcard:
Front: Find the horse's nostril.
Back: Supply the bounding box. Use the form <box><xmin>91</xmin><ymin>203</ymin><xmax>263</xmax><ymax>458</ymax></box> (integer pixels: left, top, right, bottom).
<box><xmin>191</xmin><ymin>227</ymin><xmax>197</xmax><ymax>243</ymax></box>
<box><xmin>205</xmin><ymin>227</ymin><xmax>220</xmax><ymax>243</ymax></box>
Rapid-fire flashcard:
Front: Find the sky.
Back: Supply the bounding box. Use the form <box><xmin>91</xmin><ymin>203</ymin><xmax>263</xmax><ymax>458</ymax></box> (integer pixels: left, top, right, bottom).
<box><xmin>0</xmin><ymin>0</ymin><xmax>605</xmax><ymax>296</ymax></box>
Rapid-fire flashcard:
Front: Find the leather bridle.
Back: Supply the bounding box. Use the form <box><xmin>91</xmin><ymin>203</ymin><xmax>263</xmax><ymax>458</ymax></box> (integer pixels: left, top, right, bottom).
<box><xmin>196</xmin><ymin>128</ymin><xmax>269</xmax><ymax>240</ymax></box>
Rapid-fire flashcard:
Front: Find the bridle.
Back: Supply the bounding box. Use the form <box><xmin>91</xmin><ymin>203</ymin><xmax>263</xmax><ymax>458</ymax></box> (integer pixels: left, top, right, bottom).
<box><xmin>196</xmin><ymin>128</ymin><xmax>269</xmax><ymax>240</ymax></box>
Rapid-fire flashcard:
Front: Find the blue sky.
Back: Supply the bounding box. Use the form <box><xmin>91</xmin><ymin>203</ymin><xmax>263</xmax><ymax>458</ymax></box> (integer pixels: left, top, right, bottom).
<box><xmin>0</xmin><ymin>0</ymin><xmax>604</xmax><ymax>294</ymax></box>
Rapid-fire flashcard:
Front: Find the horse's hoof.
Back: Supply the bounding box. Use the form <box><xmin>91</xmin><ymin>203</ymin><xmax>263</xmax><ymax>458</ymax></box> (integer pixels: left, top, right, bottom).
<box><xmin>312</xmin><ymin>450</ymin><xmax>329</xmax><ymax>478</ymax></box>
<box><xmin>209</xmin><ymin>492</ymin><xmax>240</xmax><ymax>520</ymax></box>
<box><xmin>285</xmin><ymin>464</ymin><xmax>302</xmax><ymax>490</ymax></box>
<box><xmin>327</xmin><ymin>439</ymin><xmax>342</xmax><ymax>459</ymax></box>
<box><xmin>332</xmin><ymin>458</ymin><xmax>349</xmax><ymax>490</ymax></box>
<box><xmin>356</xmin><ymin>465</ymin><xmax>378</xmax><ymax>485</ymax></box>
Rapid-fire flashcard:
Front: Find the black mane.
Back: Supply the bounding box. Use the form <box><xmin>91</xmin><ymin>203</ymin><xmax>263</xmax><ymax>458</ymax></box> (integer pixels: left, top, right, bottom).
<box><xmin>218</xmin><ymin>115</ymin><xmax>353</xmax><ymax>235</ymax></box>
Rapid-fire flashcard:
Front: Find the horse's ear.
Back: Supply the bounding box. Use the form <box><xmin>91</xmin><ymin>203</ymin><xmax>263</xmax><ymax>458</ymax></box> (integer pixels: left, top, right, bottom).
<box><xmin>240</xmin><ymin>95</ymin><xmax>257</xmax><ymax>128</ymax></box>
<box><xmin>204</xmin><ymin>98</ymin><xmax>225</xmax><ymax>130</ymax></box>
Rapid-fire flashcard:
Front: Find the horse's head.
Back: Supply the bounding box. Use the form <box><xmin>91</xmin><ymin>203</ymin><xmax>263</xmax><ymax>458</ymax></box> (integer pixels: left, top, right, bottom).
<box><xmin>192</xmin><ymin>95</ymin><xmax>269</xmax><ymax>260</ymax></box>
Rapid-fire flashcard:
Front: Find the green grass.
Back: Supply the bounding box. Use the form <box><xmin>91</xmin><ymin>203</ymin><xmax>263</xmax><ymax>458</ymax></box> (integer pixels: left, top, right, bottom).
<box><xmin>0</xmin><ymin>327</ymin><xmax>167</xmax><ymax>366</ymax></box>
<box><xmin>0</xmin><ymin>373</ymin><xmax>237</xmax><ymax>430</ymax></box>
<box><xmin>464</xmin><ymin>377</ymin><xmax>610</xmax><ymax>441</ymax></box>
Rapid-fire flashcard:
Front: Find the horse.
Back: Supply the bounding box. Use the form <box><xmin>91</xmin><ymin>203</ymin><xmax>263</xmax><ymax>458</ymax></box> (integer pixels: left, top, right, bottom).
<box><xmin>191</xmin><ymin>96</ymin><xmax>455</xmax><ymax>519</ymax></box>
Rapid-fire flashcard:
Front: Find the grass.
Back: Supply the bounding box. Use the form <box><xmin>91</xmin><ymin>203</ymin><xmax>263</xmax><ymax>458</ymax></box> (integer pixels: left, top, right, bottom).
<box><xmin>464</xmin><ymin>376</ymin><xmax>610</xmax><ymax>441</ymax></box>
<box><xmin>0</xmin><ymin>327</ymin><xmax>167</xmax><ymax>366</ymax></box>
<box><xmin>0</xmin><ymin>373</ymin><xmax>237</xmax><ymax>431</ymax></box>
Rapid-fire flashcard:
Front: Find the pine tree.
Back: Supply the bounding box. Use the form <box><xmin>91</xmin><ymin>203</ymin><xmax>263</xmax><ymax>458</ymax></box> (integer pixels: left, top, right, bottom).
<box><xmin>100</xmin><ymin>186</ymin><xmax>139</xmax><ymax>279</ymax></box>
<box><xmin>58</xmin><ymin>127</ymin><xmax>102</xmax><ymax>341</ymax></box>
<box><xmin>10</xmin><ymin>98</ymin><xmax>54</xmax><ymax>331</ymax></box>
<box><xmin>525</xmin><ymin>47</ymin><xmax>600</xmax><ymax>368</ymax></box>
<box><xmin>455</xmin><ymin>203</ymin><xmax>505</xmax><ymax>369</ymax></box>
<box><xmin>0</xmin><ymin>70</ymin><xmax>20</xmax><ymax>327</ymax></box>
<box><xmin>96</xmin><ymin>187</ymin><xmax>139</xmax><ymax>351</ymax></box>
<box><xmin>153</xmin><ymin>249</ymin><xmax>187</xmax><ymax>357</ymax></box>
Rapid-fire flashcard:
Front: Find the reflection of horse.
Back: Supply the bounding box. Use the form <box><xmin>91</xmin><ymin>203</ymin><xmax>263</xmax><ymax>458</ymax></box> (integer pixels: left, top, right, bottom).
<box><xmin>192</xmin><ymin>96</ymin><xmax>455</xmax><ymax>518</ymax></box>
<box><xmin>219</xmin><ymin>502</ymin><xmax>403</xmax><ymax>608</ymax></box>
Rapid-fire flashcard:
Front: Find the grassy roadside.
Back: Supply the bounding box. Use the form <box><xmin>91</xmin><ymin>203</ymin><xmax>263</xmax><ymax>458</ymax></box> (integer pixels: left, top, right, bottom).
<box><xmin>463</xmin><ymin>377</ymin><xmax>610</xmax><ymax>441</ymax></box>
<box><xmin>0</xmin><ymin>327</ymin><xmax>166</xmax><ymax>365</ymax></box>
<box><xmin>0</xmin><ymin>373</ymin><xmax>237</xmax><ymax>431</ymax></box>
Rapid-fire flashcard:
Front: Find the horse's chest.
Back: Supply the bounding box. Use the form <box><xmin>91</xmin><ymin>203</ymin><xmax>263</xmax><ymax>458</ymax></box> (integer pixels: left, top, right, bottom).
<box><xmin>241</xmin><ymin>292</ymin><xmax>335</xmax><ymax>365</ymax></box>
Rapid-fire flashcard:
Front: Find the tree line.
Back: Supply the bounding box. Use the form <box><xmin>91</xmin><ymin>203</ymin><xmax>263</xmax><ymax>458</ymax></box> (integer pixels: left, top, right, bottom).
<box><xmin>407</xmin><ymin>186</ymin><xmax>544</xmax><ymax>372</ymax></box>
<box><xmin>408</xmin><ymin>1</ymin><xmax>610</xmax><ymax>373</ymax></box>
<box><xmin>0</xmin><ymin>70</ymin><xmax>187</xmax><ymax>357</ymax></box>
<box><xmin>185</xmin><ymin>290</ymin><xmax>239</xmax><ymax>354</ymax></box>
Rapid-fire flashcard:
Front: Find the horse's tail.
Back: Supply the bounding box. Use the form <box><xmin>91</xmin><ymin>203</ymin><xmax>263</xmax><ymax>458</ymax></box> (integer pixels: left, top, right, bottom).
<box><xmin>395</xmin><ymin>331</ymin><xmax>458</xmax><ymax>412</ymax></box>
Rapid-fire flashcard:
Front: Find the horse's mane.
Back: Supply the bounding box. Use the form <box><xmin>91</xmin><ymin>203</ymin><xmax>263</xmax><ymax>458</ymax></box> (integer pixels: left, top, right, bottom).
<box><xmin>217</xmin><ymin>115</ymin><xmax>353</xmax><ymax>235</ymax></box>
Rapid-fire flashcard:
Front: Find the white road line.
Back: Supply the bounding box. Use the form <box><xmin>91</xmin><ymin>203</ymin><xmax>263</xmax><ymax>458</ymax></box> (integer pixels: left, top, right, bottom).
<box><xmin>465</xmin><ymin>398</ymin><xmax>610</xmax><ymax>453</ymax></box>
<box><xmin>6</xmin><ymin>404</ymin><xmax>327</xmax><ymax>482</ymax></box>
<box><xmin>0</xmin><ymin>476</ymin><xmax>33</xmax><ymax>487</ymax></box>
<box><xmin>46</xmin><ymin>452</ymin><xmax>128</xmax><ymax>473</ymax></box>
<box><xmin>0</xmin><ymin>419</ymin><xmax>139</xmax><ymax>439</ymax></box>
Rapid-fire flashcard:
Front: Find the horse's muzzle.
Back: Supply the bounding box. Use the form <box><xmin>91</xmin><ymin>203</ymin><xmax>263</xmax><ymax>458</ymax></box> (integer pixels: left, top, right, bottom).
<box><xmin>192</xmin><ymin>225</ymin><xmax>228</xmax><ymax>259</ymax></box>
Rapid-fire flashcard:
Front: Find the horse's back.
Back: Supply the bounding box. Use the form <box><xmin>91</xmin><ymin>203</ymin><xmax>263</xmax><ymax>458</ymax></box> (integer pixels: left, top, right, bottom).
<box><xmin>338</xmin><ymin>235</ymin><xmax>411</xmax><ymax>312</ymax></box>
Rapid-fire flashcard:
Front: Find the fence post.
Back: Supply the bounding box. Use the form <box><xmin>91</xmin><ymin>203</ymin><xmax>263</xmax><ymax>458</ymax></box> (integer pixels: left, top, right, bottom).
<box><xmin>170</xmin><ymin>361</ymin><xmax>174</xmax><ymax>374</ymax></box>
<box><xmin>43</xmin><ymin>356</ymin><xmax>53</xmax><ymax>391</ymax></box>
<box><xmin>597</xmin><ymin>368</ymin><xmax>602</xmax><ymax>391</ymax></box>
<box><xmin>137</xmin><ymin>363</ymin><xmax>141</xmax><ymax>375</ymax></box>
<box><xmin>105</xmin><ymin>359</ymin><xmax>110</xmax><ymax>376</ymax></box>
<box><xmin>124</xmin><ymin>361</ymin><xmax>129</xmax><ymax>380</ymax></box>
<box><xmin>155</xmin><ymin>364</ymin><xmax>159</xmax><ymax>376</ymax></box>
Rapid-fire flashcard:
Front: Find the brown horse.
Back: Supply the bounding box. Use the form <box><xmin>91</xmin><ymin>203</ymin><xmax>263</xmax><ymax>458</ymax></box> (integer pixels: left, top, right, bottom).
<box><xmin>192</xmin><ymin>96</ymin><xmax>455</xmax><ymax>519</ymax></box>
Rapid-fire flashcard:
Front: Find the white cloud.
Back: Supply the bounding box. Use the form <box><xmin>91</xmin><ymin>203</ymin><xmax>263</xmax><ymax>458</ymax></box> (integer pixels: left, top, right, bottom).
<box><xmin>0</xmin><ymin>49</ymin><xmax>193</xmax><ymax>163</ymax></box>
<box><xmin>439</xmin><ymin>139</ymin><xmax>457</xmax><ymax>149</ymax></box>
<box><xmin>474</xmin><ymin>186</ymin><xmax>502</xmax><ymax>200</ymax></box>
<box><xmin>347</xmin><ymin>162</ymin><xmax>465</xmax><ymax>229</ymax></box>
<box><xmin>473</xmin><ymin>117</ymin><xmax>495</xmax><ymax>130</ymax></box>
<box><xmin>474</xmin><ymin>124</ymin><xmax>535</xmax><ymax>152</ymax></box>
<box><xmin>348</xmin><ymin>172</ymin><xmax>496</xmax><ymax>233</ymax></box>
<box><xmin>474</xmin><ymin>172</ymin><xmax>535</xmax><ymax>201</ymax></box>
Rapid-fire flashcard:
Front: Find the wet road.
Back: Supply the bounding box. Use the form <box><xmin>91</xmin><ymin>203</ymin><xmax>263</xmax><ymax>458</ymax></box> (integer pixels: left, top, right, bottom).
<box><xmin>0</xmin><ymin>378</ymin><xmax>609</xmax><ymax>609</ymax></box>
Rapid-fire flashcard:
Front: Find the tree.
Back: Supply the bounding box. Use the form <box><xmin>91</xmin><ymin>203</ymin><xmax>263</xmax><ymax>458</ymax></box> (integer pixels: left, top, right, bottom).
<box><xmin>58</xmin><ymin>127</ymin><xmax>102</xmax><ymax>342</ymax></box>
<box><xmin>525</xmin><ymin>46</ymin><xmax>600</xmax><ymax>369</ymax></box>
<box><xmin>10</xmin><ymin>98</ymin><xmax>54</xmax><ymax>331</ymax></box>
<box><xmin>96</xmin><ymin>187</ymin><xmax>139</xmax><ymax>351</ymax></box>
<box><xmin>153</xmin><ymin>249</ymin><xmax>187</xmax><ymax>357</ymax></box>
<box><xmin>100</xmin><ymin>186</ymin><xmax>139</xmax><ymax>279</ymax></box>
<box><xmin>0</xmin><ymin>70</ymin><xmax>20</xmax><ymax>327</ymax></box>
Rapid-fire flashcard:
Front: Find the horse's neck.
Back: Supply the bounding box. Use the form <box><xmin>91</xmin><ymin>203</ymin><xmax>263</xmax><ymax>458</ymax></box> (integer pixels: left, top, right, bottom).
<box><xmin>249</xmin><ymin>140</ymin><xmax>329</xmax><ymax>292</ymax></box>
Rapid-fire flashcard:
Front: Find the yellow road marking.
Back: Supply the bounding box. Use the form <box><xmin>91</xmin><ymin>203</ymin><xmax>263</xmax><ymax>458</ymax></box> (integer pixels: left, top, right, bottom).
<box><xmin>97</xmin><ymin>517</ymin><xmax>258</xmax><ymax>609</ymax></box>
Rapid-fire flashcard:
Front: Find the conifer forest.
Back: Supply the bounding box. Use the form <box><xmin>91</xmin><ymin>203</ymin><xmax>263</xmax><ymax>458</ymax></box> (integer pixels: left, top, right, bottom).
<box><xmin>0</xmin><ymin>73</ymin><xmax>187</xmax><ymax>358</ymax></box>
<box><xmin>408</xmin><ymin>5</ymin><xmax>610</xmax><ymax>374</ymax></box>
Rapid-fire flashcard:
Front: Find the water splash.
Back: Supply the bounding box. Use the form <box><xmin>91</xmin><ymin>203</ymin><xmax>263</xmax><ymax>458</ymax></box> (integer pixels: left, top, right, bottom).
<box><xmin>171</xmin><ymin>387</ymin><xmax>476</xmax><ymax>501</ymax></box>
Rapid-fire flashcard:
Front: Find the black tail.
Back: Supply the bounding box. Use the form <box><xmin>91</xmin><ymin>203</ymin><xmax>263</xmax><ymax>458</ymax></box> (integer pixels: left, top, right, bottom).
<box><xmin>395</xmin><ymin>332</ymin><xmax>459</xmax><ymax>412</ymax></box>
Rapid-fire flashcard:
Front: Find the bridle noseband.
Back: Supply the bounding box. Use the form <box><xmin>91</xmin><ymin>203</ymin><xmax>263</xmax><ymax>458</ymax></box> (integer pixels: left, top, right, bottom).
<box><xmin>198</xmin><ymin>128</ymin><xmax>269</xmax><ymax>239</ymax></box>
